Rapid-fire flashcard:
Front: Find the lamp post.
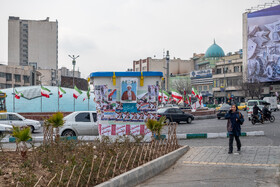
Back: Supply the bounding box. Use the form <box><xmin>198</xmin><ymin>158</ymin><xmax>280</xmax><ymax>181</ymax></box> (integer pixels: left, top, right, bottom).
<box><xmin>68</xmin><ymin>55</ymin><xmax>79</xmax><ymax>111</ymax></box>
<box><xmin>166</xmin><ymin>50</ymin><xmax>170</xmax><ymax>91</ymax></box>
<box><xmin>223</xmin><ymin>59</ymin><xmax>226</xmax><ymax>104</ymax></box>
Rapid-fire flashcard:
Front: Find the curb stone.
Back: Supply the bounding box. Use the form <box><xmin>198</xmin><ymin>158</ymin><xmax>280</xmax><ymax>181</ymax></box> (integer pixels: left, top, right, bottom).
<box><xmin>0</xmin><ymin>131</ymin><xmax>265</xmax><ymax>143</ymax></box>
<box><xmin>96</xmin><ymin>145</ymin><xmax>189</xmax><ymax>187</ymax></box>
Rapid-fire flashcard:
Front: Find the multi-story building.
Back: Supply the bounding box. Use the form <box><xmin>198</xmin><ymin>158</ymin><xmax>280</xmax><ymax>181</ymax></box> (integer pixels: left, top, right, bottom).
<box><xmin>133</xmin><ymin>57</ymin><xmax>194</xmax><ymax>89</ymax></box>
<box><xmin>8</xmin><ymin>16</ymin><xmax>58</xmax><ymax>84</ymax></box>
<box><xmin>59</xmin><ymin>67</ymin><xmax>81</xmax><ymax>78</ymax></box>
<box><xmin>190</xmin><ymin>41</ymin><xmax>225</xmax><ymax>103</ymax></box>
<box><xmin>212</xmin><ymin>51</ymin><xmax>244</xmax><ymax>103</ymax></box>
<box><xmin>0</xmin><ymin>64</ymin><xmax>39</xmax><ymax>89</ymax></box>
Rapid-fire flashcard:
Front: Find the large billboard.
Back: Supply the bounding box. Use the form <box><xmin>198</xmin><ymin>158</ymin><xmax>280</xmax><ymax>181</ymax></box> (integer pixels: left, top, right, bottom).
<box><xmin>247</xmin><ymin>5</ymin><xmax>280</xmax><ymax>82</ymax></box>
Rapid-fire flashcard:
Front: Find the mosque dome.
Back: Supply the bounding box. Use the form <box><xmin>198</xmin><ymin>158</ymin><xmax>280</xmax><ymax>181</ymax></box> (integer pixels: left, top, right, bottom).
<box><xmin>205</xmin><ymin>40</ymin><xmax>225</xmax><ymax>58</ymax></box>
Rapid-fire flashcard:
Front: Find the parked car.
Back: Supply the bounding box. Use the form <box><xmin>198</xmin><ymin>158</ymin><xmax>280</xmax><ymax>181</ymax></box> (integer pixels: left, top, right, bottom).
<box><xmin>238</xmin><ymin>102</ymin><xmax>247</xmax><ymax>111</ymax></box>
<box><xmin>59</xmin><ymin>111</ymin><xmax>98</xmax><ymax>137</ymax></box>
<box><xmin>156</xmin><ymin>107</ymin><xmax>194</xmax><ymax>124</ymax></box>
<box><xmin>217</xmin><ymin>104</ymin><xmax>231</xmax><ymax>119</ymax></box>
<box><xmin>0</xmin><ymin>112</ymin><xmax>41</xmax><ymax>133</ymax></box>
<box><xmin>0</xmin><ymin>124</ymin><xmax>13</xmax><ymax>136</ymax></box>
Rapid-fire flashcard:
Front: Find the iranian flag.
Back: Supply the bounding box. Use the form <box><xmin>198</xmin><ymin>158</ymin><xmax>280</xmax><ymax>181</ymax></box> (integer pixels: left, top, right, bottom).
<box><xmin>158</xmin><ymin>90</ymin><xmax>170</xmax><ymax>101</ymax></box>
<box><xmin>191</xmin><ymin>87</ymin><xmax>199</xmax><ymax>98</ymax></box>
<box><xmin>83</xmin><ymin>87</ymin><xmax>90</xmax><ymax>101</ymax></box>
<box><xmin>171</xmin><ymin>91</ymin><xmax>183</xmax><ymax>100</ymax></box>
<box><xmin>41</xmin><ymin>86</ymin><xmax>51</xmax><ymax>98</ymax></box>
<box><xmin>188</xmin><ymin>94</ymin><xmax>192</xmax><ymax>104</ymax></box>
<box><xmin>58</xmin><ymin>86</ymin><xmax>66</xmax><ymax>98</ymax></box>
<box><xmin>73</xmin><ymin>86</ymin><xmax>82</xmax><ymax>99</ymax></box>
<box><xmin>199</xmin><ymin>93</ymin><xmax>203</xmax><ymax>105</ymax></box>
<box><xmin>15</xmin><ymin>89</ymin><xmax>23</xmax><ymax>99</ymax></box>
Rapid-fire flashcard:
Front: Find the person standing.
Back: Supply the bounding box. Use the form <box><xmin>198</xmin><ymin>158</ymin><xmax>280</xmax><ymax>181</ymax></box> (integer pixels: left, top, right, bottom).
<box><xmin>225</xmin><ymin>104</ymin><xmax>244</xmax><ymax>154</ymax></box>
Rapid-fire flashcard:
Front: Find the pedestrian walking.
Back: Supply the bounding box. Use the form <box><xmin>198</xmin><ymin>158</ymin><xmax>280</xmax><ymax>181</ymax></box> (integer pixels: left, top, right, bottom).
<box><xmin>225</xmin><ymin>104</ymin><xmax>244</xmax><ymax>154</ymax></box>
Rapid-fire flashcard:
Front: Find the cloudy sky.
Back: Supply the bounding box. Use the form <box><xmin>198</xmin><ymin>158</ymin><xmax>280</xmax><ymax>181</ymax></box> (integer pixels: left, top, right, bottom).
<box><xmin>0</xmin><ymin>0</ymin><xmax>271</xmax><ymax>78</ymax></box>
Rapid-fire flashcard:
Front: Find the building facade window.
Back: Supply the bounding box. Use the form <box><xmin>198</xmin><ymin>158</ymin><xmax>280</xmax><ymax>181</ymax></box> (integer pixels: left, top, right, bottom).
<box><xmin>0</xmin><ymin>72</ymin><xmax>5</xmax><ymax>78</ymax></box>
<box><xmin>241</xmin><ymin>66</ymin><xmax>243</xmax><ymax>72</ymax></box>
<box><xmin>209</xmin><ymin>85</ymin><xmax>213</xmax><ymax>90</ymax></box>
<box><xmin>6</xmin><ymin>73</ymin><xmax>12</xmax><ymax>81</ymax></box>
<box><xmin>5</xmin><ymin>84</ymin><xmax>12</xmax><ymax>88</ymax></box>
<box><xmin>198</xmin><ymin>86</ymin><xmax>202</xmax><ymax>91</ymax></box>
<box><xmin>203</xmin><ymin>85</ymin><xmax>207</xmax><ymax>90</ymax></box>
<box><xmin>223</xmin><ymin>67</ymin><xmax>228</xmax><ymax>73</ymax></box>
<box><xmin>216</xmin><ymin>68</ymin><xmax>222</xmax><ymax>74</ymax></box>
<box><xmin>23</xmin><ymin>76</ymin><xmax>30</xmax><ymax>83</ymax></box>
<box><xmin>234</xmin><ymin>66</ymin><xmax>239</xmax><ymax>72</ymax></box>
<box><xmin>0</xmin><ymin>83</ymin><xmax>5</xmax><ymax>89</ymax></box>
<box><xmin>14</xmin><ymin>74</ymin><xmax>21</xmax><ymax>82</ymax></box>
<box><xmin>14</xmin><ymin>84</ymin><xmax>21</xmax><ymax>87</ymax></box>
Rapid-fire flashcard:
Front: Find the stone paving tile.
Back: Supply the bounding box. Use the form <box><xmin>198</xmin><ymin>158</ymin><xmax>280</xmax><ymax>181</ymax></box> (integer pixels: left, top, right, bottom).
<box><xmin>183</xmin><ymin>146</ymin><xmax>280</xmax><ymax>166</ymax></box>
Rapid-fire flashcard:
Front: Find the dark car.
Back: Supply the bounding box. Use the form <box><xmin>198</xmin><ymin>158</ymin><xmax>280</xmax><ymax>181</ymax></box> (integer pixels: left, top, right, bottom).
<box><xmin>217</xmin><ymin>104</ymin><xmax>231</xmax><ymax>119</ymax></box>
<box><xmin>157</xmin><ymin>107</ymin><xmax>194</xmax><ymax>124</ymax></box>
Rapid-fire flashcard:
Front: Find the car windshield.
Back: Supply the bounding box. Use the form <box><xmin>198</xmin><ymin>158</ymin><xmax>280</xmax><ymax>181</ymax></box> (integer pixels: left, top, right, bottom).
<box><xmin>248</xmin><ymin>101</ymin><xmax>257</xmax><ymax>106</ymax></box>
<box><xmin>220</xmin><ymin>104</ymin><xmax>230</xmax><ymax>110</ymax></box>
<box><xmin>157</xmin><ymin>108</ymin><xmax>167</xmax><ymax>113</ymax></box>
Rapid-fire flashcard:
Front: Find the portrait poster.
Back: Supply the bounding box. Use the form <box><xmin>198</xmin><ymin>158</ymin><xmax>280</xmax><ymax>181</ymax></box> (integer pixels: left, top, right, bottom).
<box><xmin>148</xmin><ymin>85</ymin><xmax>159</xmax><ymax>102</ymax></box>
<box><xmin>95</xmin><ymin>85</ymin><xmax>108</xmax><ymax>102</ymax></box>
<box><xmin>121</xmin><ymin>78</ymin><xmax>137</xmax><ymax>103</ymax></box>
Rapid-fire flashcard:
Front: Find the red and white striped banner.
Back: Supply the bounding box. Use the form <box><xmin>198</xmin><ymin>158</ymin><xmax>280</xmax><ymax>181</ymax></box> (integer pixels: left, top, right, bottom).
<box><xmin>98</xmin><ymin>124</ymin><xmax>152</xmax><ymax>136</ymax></box>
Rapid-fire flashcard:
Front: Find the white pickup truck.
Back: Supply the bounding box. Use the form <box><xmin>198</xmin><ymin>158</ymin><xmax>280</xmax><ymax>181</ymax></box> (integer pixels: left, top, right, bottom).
<box><xmin>263</xmin><ymin>97</ymin><xmax>278</xmax><ymax>111</ymax></box>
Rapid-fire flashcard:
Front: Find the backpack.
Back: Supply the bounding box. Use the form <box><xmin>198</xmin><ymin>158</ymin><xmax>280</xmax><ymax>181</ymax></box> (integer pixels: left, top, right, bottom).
<box><xmin>238</xmin><ymin>112</ymin><xmax>244</xmax><ymax>125</ymax></box>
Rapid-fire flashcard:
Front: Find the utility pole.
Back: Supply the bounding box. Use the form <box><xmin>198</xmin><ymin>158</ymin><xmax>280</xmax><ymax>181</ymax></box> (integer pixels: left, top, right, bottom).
<box><xmin>68</xmin><ymin>55</ymin><xmax>79</xmax><ymax>111</ymax></box>
<box><xmin>166</xmin><ymin>50</ymin><xmax>170</xmax><ymax>91</ymax></box>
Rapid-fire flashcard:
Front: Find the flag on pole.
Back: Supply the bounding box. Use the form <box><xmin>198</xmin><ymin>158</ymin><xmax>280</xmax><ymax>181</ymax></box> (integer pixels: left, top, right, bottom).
<box><xmin>158</xmin><ymin>90</ymin><xmax>169</xmax><ymax>102</ymax></box>
<box><xmin>188</xmin><ymin>94</ymin><xmax>192</xmax><ymax>104</ymax></box>
<box><xmin>199</xmin><ymin>93</ymin><xmax>202</xmax><ymax>105</ymax></box>
<box><xmin>171</xmin><ymin>90</ymin><xmax>183</xmax><ymax>100</ymax></box>
<box><xmin>15</xmin><ymin>89</ymin><xmax>23</xmax><ymax>99</ymax></box>
<box><xmin>58</xmin><ymin>86</ymin><xmax>66</xmax><ymax>98</ymax></box>
<box><xmin>191</xmin><ymin>87</ymin><xmax>199</xmax><ymax>98</ymax></box>
<box><xmin>41</xmin><ymin>86</ymin><xmax>51</xmax><ymax>98</ymax></box>
<box><xmin>83</xmin><ymin>87</ymin><xmax>90</xmax><ymax>101</ymax></box>
<box><xmin>73</xmin><ymin>86</ymin><xmax>82</xmax><ymax>99</ymax></box>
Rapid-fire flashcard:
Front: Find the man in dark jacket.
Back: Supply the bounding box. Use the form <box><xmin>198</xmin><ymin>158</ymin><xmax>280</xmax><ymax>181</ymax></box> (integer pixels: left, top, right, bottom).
<box><xmin>262</xmin><ymin>105</ymin><xmax>271</xmax><ymax>119</ymax></box>
<box><xmin>225</xmin><ymin>104</ymin><xmax>244</xmax><ymax>154</ymax></box>
<box><xmin>253</xmin><ymin>104</ymin><xmax>262</xmax><ymax>120</ymax></box>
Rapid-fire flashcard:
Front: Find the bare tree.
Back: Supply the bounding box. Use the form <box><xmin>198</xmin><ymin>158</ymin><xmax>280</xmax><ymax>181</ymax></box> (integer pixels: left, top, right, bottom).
<box><xmin>170</xmin><ymin>78</ymin><xmax>192</xmax><ymax>95</ymax></box>
<box><xmin>241</xmin><ymin>81</ymin><xmax>264</xmax><ymax>99</ymax></box>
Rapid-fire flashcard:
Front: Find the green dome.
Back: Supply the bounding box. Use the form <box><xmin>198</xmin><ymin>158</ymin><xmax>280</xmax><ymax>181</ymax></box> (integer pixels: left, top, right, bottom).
<box><xmin>205</xmin><ymin>40</ymin><xmax>225</xmax><ymax>58</ymax></box>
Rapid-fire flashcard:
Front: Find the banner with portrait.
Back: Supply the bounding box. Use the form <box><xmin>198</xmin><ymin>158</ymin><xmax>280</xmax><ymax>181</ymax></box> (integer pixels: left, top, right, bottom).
<box><xmin>121</xmin><ymin>78</ymin><xmax>137</xmax><ymax>103</ymax></box>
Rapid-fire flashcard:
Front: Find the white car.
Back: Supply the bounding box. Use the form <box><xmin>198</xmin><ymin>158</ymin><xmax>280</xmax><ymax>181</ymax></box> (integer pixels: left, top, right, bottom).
<box><xmin>59</xmin><ymin>111</ymin><xmax>98</xmax><ymax>137</ymax></box>
<box><xmin>0</xmin><ymin>124</ymin><xmax>13</xmax><ymax>136</ymax></box>
<box><xmin>0</xmin><ymin>112</ymin><xmax>41</xmax><ymax>133</ymax></box>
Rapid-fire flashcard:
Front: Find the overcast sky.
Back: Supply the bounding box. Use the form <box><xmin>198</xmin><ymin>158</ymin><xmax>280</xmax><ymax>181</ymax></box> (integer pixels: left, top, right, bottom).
<box><xmin>0</xmin><ymin>0</ymin><xmax>271</xmax><ymax>78</ymax></box>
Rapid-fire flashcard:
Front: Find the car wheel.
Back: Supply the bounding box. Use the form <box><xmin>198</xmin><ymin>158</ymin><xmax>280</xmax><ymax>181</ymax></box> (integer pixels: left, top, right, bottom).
<box><xmin>28</xmin><ymin>126</ymin><xmax>35</xmax><ymax>133</ymax></box>
<box><xmin>269</xmin><ymin>116</ymin><xmax>275</xmax><ymax>123</ymax></box>
<box><xmin>62</xmin><ymin>130</ymin><xmax>76</xmax><ymax>137</ymax></box>
<box><xmin>165</xmin><ymin>118</ymin><xmax>171</xmax><ymax>124</ymax></box>
<box><xmin>217</xmin><ymin>117</ymin><xmax>221</xmax><ymax>119</ymax></box>
<box><xmin>187</xmin><ymin>117</ymin><xmax>192</xmax><ymax>124</ymax></box>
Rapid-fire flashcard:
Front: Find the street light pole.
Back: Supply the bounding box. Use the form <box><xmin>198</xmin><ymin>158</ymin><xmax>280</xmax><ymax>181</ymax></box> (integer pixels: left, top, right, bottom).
<box><xmin>68</xmin><ymin>55</ymin><xmax>79</xmax><ymax>111</ymax></box>
<box><xmin>166</xmin><ymin>50</ymin><xmax>170</xmax><ymax>91</ymax></box>
<box><xmin>223</xmin><ymin>59</ymin><xmax>226</xmax><ymax>104</ymax></box>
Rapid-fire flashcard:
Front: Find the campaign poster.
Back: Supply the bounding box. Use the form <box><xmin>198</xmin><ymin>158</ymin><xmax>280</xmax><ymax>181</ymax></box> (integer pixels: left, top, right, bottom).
<box><xmin>148</xmin><ymin>85</ymin><xmax>156</xmax><ymax>102</ymax></box>
<box><xmin>95</xmin><ymin>85</ymin><xmax>108</xmax><ymax>102</ymax></box>
<box><xmin>121</xmin><ymin>78</ymin><xmax>137</xmax><ymax>103</ymax></box>
<box><xmin>108</xmin><ymin>89</ymin><xmax>117</xmax><ymax>102</ymax></box>
<box><xmin>103</xmin><ymin>109</ymin><xmax>116</xmax><ymax>120</ymax></box>
<box><xmin>247</xmin><ymin>5</ymin><xmax>280</xmax><ymax>82</ymax></box>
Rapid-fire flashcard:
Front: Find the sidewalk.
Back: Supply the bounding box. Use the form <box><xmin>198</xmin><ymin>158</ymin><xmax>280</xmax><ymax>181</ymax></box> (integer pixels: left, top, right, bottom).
<box><xmin>138</xmin><ymin>146</ymin><xmax>280</xmax><ymax>186</ymax></box>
